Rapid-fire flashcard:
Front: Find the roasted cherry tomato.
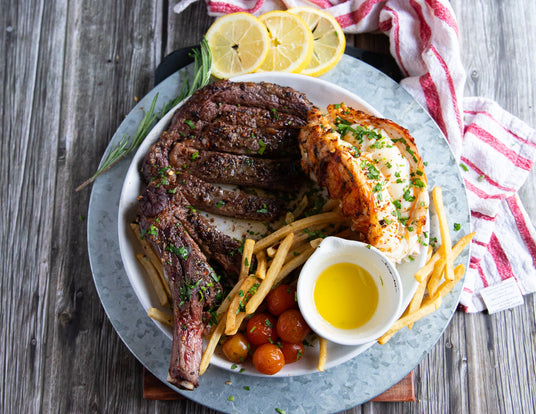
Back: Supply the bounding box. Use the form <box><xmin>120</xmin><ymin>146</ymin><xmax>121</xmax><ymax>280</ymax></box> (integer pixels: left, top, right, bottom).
<box><xmin>276</xmin><ymin>309</ymin><xmax>310</xmax><ymax>343</ymax></box>
<box><xmin>222</xmin><ymin>333</ymin><xmax>250</xmax><ymax>363</ymax></box>
<box><xmin>265</xmin><ymin>284</ymin><xmax>298</xmax><ymax>316</ymax></box>
<box><xmin>281</xmin><ymin>341</ymin><xmax>304</xmax><ymax>364</ymax></box>
<box><xmin>252</xmin><ymin>343</ymin><xmax>285</xmax><ymax>375</ymax></box>
<box><xmin>246</xmin><ymin>313</ymin><xmax>278</xmax><ymax>346</ymax></box>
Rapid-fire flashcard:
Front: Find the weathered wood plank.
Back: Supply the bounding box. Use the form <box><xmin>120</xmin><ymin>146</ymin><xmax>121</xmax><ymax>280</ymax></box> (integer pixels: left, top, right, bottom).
<box><xmin>1</xmin><ymin>1</ymin><xmax>66</xmax><ymax>413</ymax></box>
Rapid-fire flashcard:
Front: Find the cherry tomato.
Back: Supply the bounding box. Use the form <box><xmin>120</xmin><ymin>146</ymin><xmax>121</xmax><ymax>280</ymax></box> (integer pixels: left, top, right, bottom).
<box><xmin>276</xmin><ymin>309</ymin><xmax>310</xmax><ymax>343</ymax></box>
<box><xmin>246</xmin><ymin>313</ymin><xmax>278</xmax><ymax>346</ymax></box>
<box><xmin>281</xmin><ymin>341</ymin><xmax>304</xmax><ymax>364</ymax></box>
<box><xmin>252</xmin><ymin>343</ymin><xmax>285</xmax><ymax>375</ymax></box>
<box><xmin>222</xmin><ymin>333</ymin><xmax>250</xmax><ymax>363</ymax></box>
<box><xmin>265</xmin><ymin>284</ymin><xmax>298</xmax><ymax>316</ymax></box>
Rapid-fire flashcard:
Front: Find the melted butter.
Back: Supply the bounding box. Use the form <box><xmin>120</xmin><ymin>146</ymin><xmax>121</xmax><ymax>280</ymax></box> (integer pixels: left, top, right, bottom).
<box><xmin>313</xmin><ymin>262</ymin><xmax>379</xmax><ymax>330</ymax></box>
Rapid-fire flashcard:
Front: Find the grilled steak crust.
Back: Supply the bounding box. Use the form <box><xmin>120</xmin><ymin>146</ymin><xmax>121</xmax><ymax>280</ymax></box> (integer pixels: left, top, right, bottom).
<box><xmin>169</xmin><ymin>143</ymin><xmax>304</xmax><ymax>192</ymax></box>
<box><xmin>177</xmin><ymin>173</ymin><xmax>286</xmax><ymax>221</ymax></box>
<box><xmin>137</xmin><ymin>80</ymin><xmax>313</xmax><ymax>389</ymax></box>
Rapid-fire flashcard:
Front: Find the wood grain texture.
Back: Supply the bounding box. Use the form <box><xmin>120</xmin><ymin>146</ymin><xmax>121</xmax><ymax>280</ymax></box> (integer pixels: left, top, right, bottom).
<box><xmin>1</xmin><ymin>0</ymin><xmax>535</xmax><ymax>413</ymax></box>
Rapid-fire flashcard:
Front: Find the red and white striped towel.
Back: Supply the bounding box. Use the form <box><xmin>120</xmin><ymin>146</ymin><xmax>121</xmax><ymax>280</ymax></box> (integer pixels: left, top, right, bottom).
<box><xmin>173</xmin><ymin>0</ymin><xmax>536</xmax><ymax>312</ymax></box>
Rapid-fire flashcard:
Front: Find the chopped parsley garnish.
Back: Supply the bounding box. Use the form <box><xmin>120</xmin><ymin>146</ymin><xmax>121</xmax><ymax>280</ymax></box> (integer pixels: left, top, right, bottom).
<box><xmin>412</xmin><ymin>178</ymin><xmax>426</xmax><ymax>188</ymax></box>
<box><xmin>184</xmin><ymin>119</ymin><xmax>195</xmax><ymax>129</ymax></box>
<box><xmin>191</xmin><ymin>150</ymin><xmax>199</xmax><ymax>160</ymax></box>
<box><xmin>360</xmin><ymin>159</ymin><xmax>380</xmax><ymax>180</ymax></box>
<box><xmin>454</xmin><ymin>222</ymin><xmax>461</xmax><ymax>231</ymax></box>
<box><xmin>166</xmin><ymin>243</ymin><xmax>188</xmax><ymax>259</ymax></box>
<box><xmin>459</xmin><ymin>163</ymin><xmax>469</xmax><ymax>172</ymax></box>
<box><xmin>403</xmin><ymin>188</ymin><xmax>416</xmax><ymax>202</ymax></box>
<box><xmin>258</xmin><ymin>139</ymin><xmax>267</xmax><ymax>155</ymax></box>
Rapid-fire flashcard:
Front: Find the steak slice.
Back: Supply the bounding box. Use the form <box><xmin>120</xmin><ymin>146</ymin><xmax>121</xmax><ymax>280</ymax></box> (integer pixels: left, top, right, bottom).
<box><xmin>178</xmin><ymin>119</ymin><xmax>301</xmax><ymax>158</ymax></box>
<box><xmin>169</xmin><ymin>143</ymin><xmax>304</xmax><ymax>192</ymax></box>
<box><xmin>138</xmin><ymin>189</ymin><xmax>223</xmax><ymax>389</ymax></box>
<box><xmin>140</xmin><ymin>184</ymin><xmax>243</xmax><ymax>277</ymax></box>
<box><xmin>168</xmin><ymin>79</ymin><xmax>312</xmax><ymax>132</ymax></box>
<box><xmin>176</xmin><ymin>172</ymin><xmax>286</xmax><ymax>221</ymax></box>
<box><xmin>169</xmin><ymin>189</ymin><xmax>243</xmax><ymax>276</ymax></box>
<box><xmin>141</xmin><ymin>79</ymin><xmax>313</xmax><ymax>183</ymax></box>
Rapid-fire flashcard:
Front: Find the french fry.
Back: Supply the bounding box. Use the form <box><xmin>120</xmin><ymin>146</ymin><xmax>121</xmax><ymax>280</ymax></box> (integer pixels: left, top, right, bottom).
<box><xmin>147</xmin><ymin>307</ymin><xmax>173</xmax><ymax>326</ymax></box>
<box><xmin>136</xmin><ymin>254</ymin><xmax>169</xmax><ymax>307</ymax></box>
<box><xmin>255</xmin><ymin>251</ymin><xmax>267</xmax><ymax>280</ymax></box>
<box><xmin>407</xmin><ymin>282</ymin><xmax>428</xmax><ymax>330</ymax></box>
<box><xmin>225</xmin><ymin>312</ymin><xmax>249</xmax><ymax>336</ymax></box>
<box><xmin>309</xmin><ymin>237</ymin><xmax>324</xmax><ymax>249</ymax></box>
<box><xmin>199</xmin><ymin>313</ymin><xmax>226</xmax><ymax>375</ymax></box>
<box><xmin>246</xmin><ymin>233</ymin><xmax>294</xmax><ymax>314</ymax></box>
<box><xmin>414</xmin><ymin>232</ymin><xmax>475</xmax><ymax>282</ymax></box>
<box><xmin>407</xmin><ymin>247</ymin><xmax>433</xmax><ymax>330</ymax></box>
<box><xmin>377</xmin><ymin>330</ymin><xmax>396</xmax><ymax>345</ymax></box>
<box><xmin>432</xmin><ymin>264</ymin><xmax>465</xmax><ymax>300</ymax></box>
<box><xmin>321</xmin><ymin>198</ymin><xmax>339</xmax><ymax>212</ymax></box>
<box><xmin>130</xmin><ymin>222</ymin><xmax>171</xmax><ymax>299</ymax></box>
<box><xmin>253</xmin><ymin>212</ymin><xmax>345</xmax><ymax>253</ymax></box>
<box><xmin>432</xmin><ymin>187</ymin><xmax>454</xmax><ymax>281</ymax></box>
<box><xmin>226</xmin><ymin>275</ymin><xmax>260</xmax><ymax>335</ymax></box>
<box><xmin>318</xmin><ymin>337</ymin><xmax>328</xmax><ymax>371</ymax></box>
<box><xmin>266</xmin><ymin>245</ymin><xmax>277</xmax><ymax>258</ymax></box>
<box><xmin>284</xmin><ymin>211</ymin><xmax>295</xmax><ymax>225</ymax></box>
<box><xmin>239</xmin><ymin>239</ymin><xmax>255</xmax><ymax>281</ymax></box>
<box><xmin>292</xmin><ymin>194</ymin><xmax>308</xmax><ymax>218</ymax></box>
<box><xmin>275</xmin><ymin>244</ymin><xmax>315</xmax><ymax>286</ymax></box>
<box><xmin>283</xmin><ymin>241</ymin><xmax>312</xmax><ymax>265</ymax></box>
<box><xmin>426</xmin><ymin>258</ymin><xmax>446</xmax><ymax>298</ymax></box>
<box><xmin>378</xmin><ymin>296</ymin><xmax>443</xmax><ymax>344</ymax></box>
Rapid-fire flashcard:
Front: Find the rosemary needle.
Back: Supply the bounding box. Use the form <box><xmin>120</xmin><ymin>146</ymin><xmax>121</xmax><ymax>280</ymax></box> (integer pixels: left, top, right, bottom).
<box><xmin>77</xmin><ymin>38</ymin><xmax>213</xmax><ymax>191</ymax></box>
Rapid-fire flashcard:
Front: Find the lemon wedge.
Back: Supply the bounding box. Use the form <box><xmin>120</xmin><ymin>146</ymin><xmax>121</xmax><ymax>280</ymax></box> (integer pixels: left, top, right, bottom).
<box><xmin>287</xmin><ymin>7</ymin><xmax>346</xmax><ymax>77</ymax></box>
<box><xmin>205</xmin><ymin>12</ymin><xmax>270</xmax><ymax>78</ymax></box>
<box><xmin>257</xmin><ymin>10</ymin><xmax>314</xmax><ymax>73</ymax></box>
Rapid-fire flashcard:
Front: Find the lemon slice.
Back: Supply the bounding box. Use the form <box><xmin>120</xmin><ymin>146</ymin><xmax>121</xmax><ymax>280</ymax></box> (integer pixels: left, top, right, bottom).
<box><xmin>205</xmin><ymin>12</ymin><xmax>270</xmax><ymax>78</ymax></box>
<box><xmin>287</xmin><ymin>7</ymin><xmax>346</xmax><ymax>77</ymax></box>
<box><xmin>257</xmin><ymin>11</ymin><xmax>314</xmax><ymax>73</ymax></box>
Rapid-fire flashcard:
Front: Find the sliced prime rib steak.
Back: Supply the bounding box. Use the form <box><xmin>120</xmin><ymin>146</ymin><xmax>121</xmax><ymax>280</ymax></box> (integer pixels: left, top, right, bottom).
<box><xmin>176</xmin><ymin>172</ymin><xmax>286</xmax><ymax>222</ymax></box>
<box><xmin>137</xmin><ymin>80</ymin><xmax>313</xmax><ymax>389</ymax></box>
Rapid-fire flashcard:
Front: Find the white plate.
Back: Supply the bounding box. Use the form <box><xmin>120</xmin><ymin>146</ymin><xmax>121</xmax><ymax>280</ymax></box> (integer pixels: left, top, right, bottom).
<box><xmin>118</xmin><ymin>72</ymin><xmax>428</xmax><ymax>377</ymax></box>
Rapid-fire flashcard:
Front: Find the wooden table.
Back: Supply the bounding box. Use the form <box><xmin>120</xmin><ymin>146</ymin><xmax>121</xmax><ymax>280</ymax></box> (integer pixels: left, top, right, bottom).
<box><xmin>2</xmin><ymin>1</ymin><xmax>535</xmax><ymax>413</ymax></box>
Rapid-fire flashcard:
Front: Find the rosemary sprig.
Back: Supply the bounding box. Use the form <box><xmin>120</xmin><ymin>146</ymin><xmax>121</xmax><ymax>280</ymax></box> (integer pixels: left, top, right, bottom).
<box><xmin>76</xmin><ymin>38</ymin><xmax>212</xmax><ymax>191</ymax></box>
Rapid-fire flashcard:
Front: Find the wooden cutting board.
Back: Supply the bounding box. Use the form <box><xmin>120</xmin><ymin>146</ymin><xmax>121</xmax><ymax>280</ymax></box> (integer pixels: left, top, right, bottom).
<box><xmin>142</xmin><ymin>368</ymin><xmax>415</xmax><ymax>402</ymax></box>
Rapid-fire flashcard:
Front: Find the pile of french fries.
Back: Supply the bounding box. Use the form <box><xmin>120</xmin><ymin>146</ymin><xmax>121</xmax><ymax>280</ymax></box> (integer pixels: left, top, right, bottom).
<box><xmin>130</xmin><ymin>186</ymin><xmax>473</xmax><ymax>373</ymax></box>
<box><xmin>377</xmin><ymin>187</ymin><xmax>474</xmax><ymax>344</ymax></box>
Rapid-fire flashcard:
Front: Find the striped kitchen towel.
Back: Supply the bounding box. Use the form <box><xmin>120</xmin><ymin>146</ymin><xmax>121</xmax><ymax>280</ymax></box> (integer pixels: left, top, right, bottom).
<box><xmin>173</xmin><ymin>0</ymin><xmax>536</xmax><ymax>312</ymax></box>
